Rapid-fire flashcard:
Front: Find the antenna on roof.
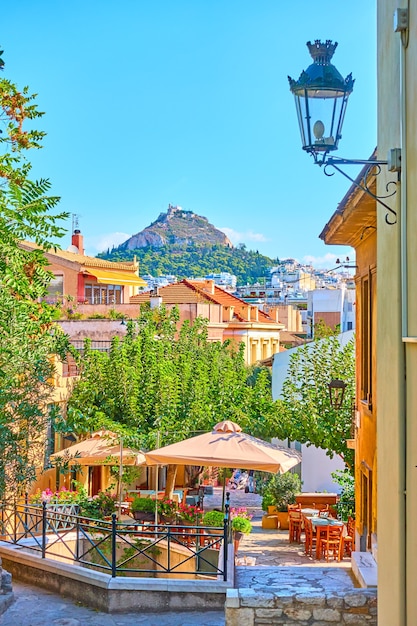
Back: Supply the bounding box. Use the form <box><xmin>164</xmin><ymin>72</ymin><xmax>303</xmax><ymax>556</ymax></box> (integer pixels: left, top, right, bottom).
<box><xmin>72</xmin><ymin>213</ymin><xmax>81</xmax><ymax>233</ymax></box>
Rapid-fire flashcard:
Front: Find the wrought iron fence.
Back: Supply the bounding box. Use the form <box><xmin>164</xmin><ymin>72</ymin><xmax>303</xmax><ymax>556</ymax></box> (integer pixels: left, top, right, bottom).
<box><xmin>0</xmin><ymin>502</ymin><xmax>230</xmax><ymax>580</ymax></box>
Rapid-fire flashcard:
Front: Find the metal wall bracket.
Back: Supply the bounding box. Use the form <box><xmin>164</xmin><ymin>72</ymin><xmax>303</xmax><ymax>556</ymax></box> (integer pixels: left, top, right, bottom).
<box><xmin>322</xmin><ymin>156</ymin><xmax>398</xmax><ymax>225</ymax></box>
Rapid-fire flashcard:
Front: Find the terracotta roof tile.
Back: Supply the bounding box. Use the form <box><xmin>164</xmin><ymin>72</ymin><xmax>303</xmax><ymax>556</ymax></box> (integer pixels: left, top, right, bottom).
<box><xmin>21</xmin><ymin>241</ymin><xmax>138</xmax><ymax>272</ymax></box>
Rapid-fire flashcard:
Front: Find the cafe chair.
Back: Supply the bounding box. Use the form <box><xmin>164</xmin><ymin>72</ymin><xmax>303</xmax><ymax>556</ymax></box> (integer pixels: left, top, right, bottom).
<box><xmin>318</xmin><ymin>524</ymin><xmax>344</xmax><ymax>561</ymax></box>
<box><xmin>342</xmin><ymin>516</ymin><xmax>355</xmax><ymax>556</ymax></box>
<box><xmin>303</xmin><ymin>516</ymin><xmax>317</xmax><ymax>557</ymax></box>
<box><xmin>288</xmin><ymin>508</ymin><xmax>303</xmax><ymax>543</ymax></box>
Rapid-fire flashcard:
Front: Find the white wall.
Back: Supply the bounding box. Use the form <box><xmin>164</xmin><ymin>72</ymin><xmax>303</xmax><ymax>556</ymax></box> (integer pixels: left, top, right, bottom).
<box><xmin>271</xmin><ymin>331</ymin><xmax>354</xmax><ymax>493</ymax></box>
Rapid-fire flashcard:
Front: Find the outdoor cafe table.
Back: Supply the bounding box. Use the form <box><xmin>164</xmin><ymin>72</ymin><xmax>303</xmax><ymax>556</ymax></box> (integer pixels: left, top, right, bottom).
<box><xmin>308</xmin><ymin>516</ymin><xmax>346</xmax><ymax>559</ymax></box>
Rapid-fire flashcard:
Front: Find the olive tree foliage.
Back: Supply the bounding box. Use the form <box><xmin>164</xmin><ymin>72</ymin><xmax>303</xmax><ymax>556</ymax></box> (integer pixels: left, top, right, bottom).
<box><xmin>278</xmin><ymin>335</ymin><xmax>355</xmax><ymax>468</ymax></box>
<box><xmin>64</xmin><ymin>305</ymin><xmax>284</xmax><ymax>451</ymax></box>
<box><xmin>0</xmin><ymin>49</ymin><xmax>69</xmax><ymax>499</ymax></box>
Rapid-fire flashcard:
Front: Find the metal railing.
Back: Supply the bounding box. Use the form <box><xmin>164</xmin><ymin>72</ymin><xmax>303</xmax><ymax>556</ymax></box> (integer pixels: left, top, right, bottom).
<box><xmin>0</xmin><ymin>502</ymin><xmax>230</xmax><ymax>580</ymax></box>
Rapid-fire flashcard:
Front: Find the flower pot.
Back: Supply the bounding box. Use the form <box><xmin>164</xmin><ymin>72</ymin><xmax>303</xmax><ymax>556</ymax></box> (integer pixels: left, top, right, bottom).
<box><xmin>277</xmin><ymin>511</ymin><xmax>289</xmax><ymax>530</ymax></box>
<box><xmin>132</xmin><ymin>511</ymin><xmax>156</xmax><ymax>522</ymax></box>
<box><xmin>233</xmin><ymin>530</ymin><xmax>244</xmax><ymax>553</ymax></box>
<box><xmin>267</xmin><ymin>505</ymin><xmax>278</xmax><ymax>515</ymax></box>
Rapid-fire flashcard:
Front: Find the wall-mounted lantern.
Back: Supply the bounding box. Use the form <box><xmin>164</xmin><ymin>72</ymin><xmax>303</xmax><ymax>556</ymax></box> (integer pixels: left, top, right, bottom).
<box><xmin>328</xmin><ymin>378</ymin><xmax>347</xmax><ymax>410</ymax></box>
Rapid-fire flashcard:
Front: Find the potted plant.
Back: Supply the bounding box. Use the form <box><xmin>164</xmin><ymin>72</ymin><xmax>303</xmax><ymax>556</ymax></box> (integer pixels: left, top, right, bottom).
<box><xmin>159</xmin><ymin>497</ymin><xmax>178</xmax><ymax>524</ymax></box>
<box><xmin>79</xmin><ymin>490</ymin><xmax>117</xmax><ymax>521</ymax></box>
<box><xmin>230</xmin><ymin>507</ymin><xmax>252</xmax><ymax>551</ymax></box>
<box><xmin>202</xmin><ymin>509</ymin><xmax>224</xmax><ymax>534</ymax></box>
<box><xmin>261</xmin><ymin>472</ymin><xmax>301</xmax><ymax>530</ymax></box>
<box><xmin>178</xmin><ymin>502</ymin><xmax>203</xmax><ymax>525</ymax></box>
<box><xmin>130</xmin><ymin>496</ymin><xmax>156</xmax><ymax>522</ymax></box>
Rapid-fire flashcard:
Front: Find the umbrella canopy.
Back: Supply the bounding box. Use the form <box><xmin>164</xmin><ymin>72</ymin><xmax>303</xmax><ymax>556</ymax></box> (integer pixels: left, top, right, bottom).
<box><xmin>145</xmin><ymin>420</ymin><xmax>301</xmax><ymax>473</ymax></box>
<box><xmin>50</xmin><ymin>430</ymin><xmax>146</xmax><ymax>466</ymax></box>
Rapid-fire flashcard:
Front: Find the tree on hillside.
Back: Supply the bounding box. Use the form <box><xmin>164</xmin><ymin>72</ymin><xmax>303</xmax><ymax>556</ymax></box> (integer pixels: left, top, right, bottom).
<box><xmin>0</xmin><ymin>49</ymin><xmax>69</xmax><ymax>499</ymax></box>
<box><xmin>278</xmin><ymin>334</ymin><xmax>355</xmax><ymax>468</ymax></box>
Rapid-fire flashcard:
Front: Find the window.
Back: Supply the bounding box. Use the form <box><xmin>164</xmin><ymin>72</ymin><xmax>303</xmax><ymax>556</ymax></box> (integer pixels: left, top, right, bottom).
<box><xmin>46</xmin><ymin>275</ymin><xmax>63</xmax><ymax>301</ymax></box>
<box><xmin>84</xmin><ymin>283</ymin><xmax>123</xmax><ymax>304</ymax></box>
<box><xmin>347</xmin><ymin>321</ymin><xmax>353</xmax><ymax>331</ymax></box>
<box><xmin>360</xmin><ymin>270</ymin><xmax>374</xmax><ymax>408</ymax></box>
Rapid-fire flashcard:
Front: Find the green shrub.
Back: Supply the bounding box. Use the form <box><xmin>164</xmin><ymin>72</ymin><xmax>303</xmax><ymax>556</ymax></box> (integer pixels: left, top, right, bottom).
<box><xmin>331</xmin><ymin>469</ymin><xmax>355</xmax><ymax>522</ymax></box>
<box><xmin>202</xmin><ymin>510</ymin><xmax>224</xmax><ymax>527</ymax></box>
<box><xmin>262</xmin><ymin>472</ymin><xmax>301</xmax><ymax>512</ymax></box>
<box><xmin>231</xmin><ymin>517</ymin><xmax>252</xmax><ymax>534</ymax></box>
<box><xmin>130</xmin><ymin>496</ymin><xmax>156</xmax><ymax>513</ymax></box>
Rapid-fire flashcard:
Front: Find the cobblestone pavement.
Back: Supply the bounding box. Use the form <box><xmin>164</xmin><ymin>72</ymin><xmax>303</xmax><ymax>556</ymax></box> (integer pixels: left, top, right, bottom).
<box><xmin>0</xmin><ymin>581</ymin><xmax>226</xmax><ymax>626</ymax></box>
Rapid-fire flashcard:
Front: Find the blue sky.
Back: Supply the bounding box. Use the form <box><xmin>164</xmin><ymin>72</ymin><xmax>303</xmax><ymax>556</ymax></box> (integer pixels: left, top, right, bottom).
<box><xmin>2</xmin><ymin>1</ymin><xmax>376</xmax><ymax>268</ymax></box>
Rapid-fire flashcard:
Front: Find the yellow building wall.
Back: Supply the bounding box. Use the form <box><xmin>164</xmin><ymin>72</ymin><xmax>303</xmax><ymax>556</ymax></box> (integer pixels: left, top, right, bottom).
<box><xmin>377</xmin><ymin>2</ymin><xmax>417</xmax><ymax>624</ymax></box>
<box><xmin>354</xmin><ymin>232</ymin><xmax>377</xmax><ymax>549</ymax></box>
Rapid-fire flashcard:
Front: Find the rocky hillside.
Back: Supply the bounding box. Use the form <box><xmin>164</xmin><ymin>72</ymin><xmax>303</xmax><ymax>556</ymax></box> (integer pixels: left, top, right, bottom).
<box><xmin>99</xmin><ymin>204</ymin><xmax>280</xmax><ymax>284</ymax></box>
<box><xmin>121</xmin><ymin>204</ymin><xmax>233</xmax><ymax>250</ymax></box>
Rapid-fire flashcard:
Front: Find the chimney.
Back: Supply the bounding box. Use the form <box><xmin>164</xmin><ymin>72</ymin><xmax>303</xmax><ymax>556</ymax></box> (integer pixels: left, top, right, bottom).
<box><xmin>150</xmin><ymin>287</ymin><xmax>163</xmax><ymax>309</ymax></box>
<box><xmin>202</xmin><ymin>280</ymin><xmax>215</xmax><ymax>295</ymax></box>
<box><xmin>71</xmin><ymin>229</ymin><xmax>84</xmax><ymax>255</ymax></box>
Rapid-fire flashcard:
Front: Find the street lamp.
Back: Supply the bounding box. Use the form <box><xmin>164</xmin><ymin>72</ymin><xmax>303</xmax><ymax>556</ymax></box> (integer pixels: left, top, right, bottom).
<box><xmin>288</xmin><ymin>40</ymin><xmax>354</xmax><ymax>165</ymax></box>
<box><xmin>328</xmin><ymin>378</ymin><xmax>347</xmax><ymax>410</ymax></box>
<box><xmin>288</xmin><ymin>39</ymin><xmax>400</xmax><ymax>225</ymax></box>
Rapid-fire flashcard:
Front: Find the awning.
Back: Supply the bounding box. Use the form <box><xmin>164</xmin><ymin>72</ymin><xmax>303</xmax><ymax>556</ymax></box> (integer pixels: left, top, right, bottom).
<box><xmin>83</xmin><ymin>268</ymin><xmax>147</xmax><ymax>287</ymax></box>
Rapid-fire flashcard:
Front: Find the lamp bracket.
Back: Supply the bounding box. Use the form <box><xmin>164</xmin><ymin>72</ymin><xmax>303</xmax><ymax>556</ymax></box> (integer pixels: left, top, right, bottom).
<box><xmin>321</xmin><ymin>156</ymin><xmax>398</xmax><ymax>225</ymax></box>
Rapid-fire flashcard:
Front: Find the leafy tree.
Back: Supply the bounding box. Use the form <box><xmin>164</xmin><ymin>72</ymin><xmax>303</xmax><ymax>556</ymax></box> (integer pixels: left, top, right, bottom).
<box><xmin>278</xmin><ymin>334</ymin><xmax>355</xmax><ymax>468</ymax></box>
<box><xmin>62</xmin><ymin>306</ymin><xmax>284</xmax><ymax>493</ymax></box>
<box><xmin>0</xmin><ymin>49</ymin><xmax>69</xmax><ymax>499</ymax></box>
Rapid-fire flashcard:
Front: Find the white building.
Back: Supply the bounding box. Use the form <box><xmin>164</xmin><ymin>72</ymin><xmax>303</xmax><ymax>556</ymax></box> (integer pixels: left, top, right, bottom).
<box><xmin>271</xmin><ymin>331</ymin><xmax>354</xmax><ymax>493</ymax></box>
<box><xmin>306</xmin><ymin>285</ymin><xmax>355</xmax><ymax>338</ymax></box>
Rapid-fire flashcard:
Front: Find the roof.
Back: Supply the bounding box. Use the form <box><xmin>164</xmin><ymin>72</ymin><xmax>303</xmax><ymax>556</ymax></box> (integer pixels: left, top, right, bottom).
<box><xmin>130</xmin><ymin>280</ymin><xmax>278</xmax><ymax>324</ymax></box>
<box><xmin>319</xmin><ymin>150</ymin><xmax>378</xmax><ymax>247</ymax></box>
<box><xmin>21</xmin><ymin>241</ymin><xmax>139</xmax><ymax>272</ymax></box>
<box><xmin>20</xmin><ymin>241</ymin><xmax>147</xmax><ymax>286</ymax></box>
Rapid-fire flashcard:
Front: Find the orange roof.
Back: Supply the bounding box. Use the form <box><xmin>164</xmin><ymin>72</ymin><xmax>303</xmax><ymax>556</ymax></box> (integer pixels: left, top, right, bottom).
<box><xmin>131</xmin><ymin>280</ymin><xmax>276</xmax><ymax>324</ymax></box>
<box><xmin>186</xmin><ymin>281</ymin><xmax>275</xmax><ymax>323</ymax></box>
<box><xmin>130</xmin><ymin>282</ymin><xmax>210</xmax><ymax>304</ymax></box>
<box><xmin>21</xmin><ymin>241</ymin><xmax>138</xmax><ymax>272</ymax></box>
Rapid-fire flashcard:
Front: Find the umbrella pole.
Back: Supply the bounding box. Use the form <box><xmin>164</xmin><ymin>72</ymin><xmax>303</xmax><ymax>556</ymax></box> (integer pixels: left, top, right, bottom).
<box><xmin>222</xmin><ymin>473</ymin><xmax>226</xmax><ymax>511</ymax></box>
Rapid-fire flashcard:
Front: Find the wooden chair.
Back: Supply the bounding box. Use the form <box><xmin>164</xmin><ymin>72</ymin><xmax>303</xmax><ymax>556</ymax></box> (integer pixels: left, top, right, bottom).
<box><xmin>318</xmin><ymin>524</ymin><xmax>344</xmax><ymax>561</ymax></box>
<box><xmin>341</xmin><ymin>516</ymin><xmax>355</xmax><ymax>557</ymax></box>
<box><xmin>303</xmin><ymin>516</ymin><xmax>317</xmax><ymax>557</ymax></box>
<box><xmin>288</xmin><ymin>509</ymin><xmax>303</xmax><ymax>543</ymax></box>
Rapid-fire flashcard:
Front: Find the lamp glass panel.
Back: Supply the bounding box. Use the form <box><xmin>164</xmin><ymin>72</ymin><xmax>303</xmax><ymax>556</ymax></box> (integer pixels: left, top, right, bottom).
<box><xmin>295</xmin><ymin>89</ymin><xmax>349</xmax><ymax>153</ymax></box>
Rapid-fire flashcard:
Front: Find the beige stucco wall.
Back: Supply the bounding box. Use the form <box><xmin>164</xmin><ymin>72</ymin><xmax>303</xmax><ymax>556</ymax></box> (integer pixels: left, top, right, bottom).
<box><xmin>377</xmin><ymin>2</ymin><xmax>417</xmax><ymax>624</ymax></box>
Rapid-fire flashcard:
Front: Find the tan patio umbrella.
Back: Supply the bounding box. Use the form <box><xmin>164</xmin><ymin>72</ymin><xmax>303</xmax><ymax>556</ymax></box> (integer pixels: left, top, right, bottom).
<box><xmin>51</xmin><ymin>431</ymin><xmax>146</xmax><ymax>518</ymax></box>
<box><xmin>145</xmin><ymin>420</ymin><xmax>301</xmax><ymax>473</ymax></box>
<box><xmin>50</xmin><ymin>430</ymin><xmax>146</xmax><ymax>466</ymax></box>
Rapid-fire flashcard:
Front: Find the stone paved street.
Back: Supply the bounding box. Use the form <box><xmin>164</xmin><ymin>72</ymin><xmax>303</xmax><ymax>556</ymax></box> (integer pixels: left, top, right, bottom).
<box><xmin>0</xmin><ymin>581</ymin><xmax>226</xmax><ymax>626</ymax></box>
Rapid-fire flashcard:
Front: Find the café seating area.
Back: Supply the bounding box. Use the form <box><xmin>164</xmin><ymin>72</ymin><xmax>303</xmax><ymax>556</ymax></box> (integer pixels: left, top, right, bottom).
<box><xmin>287</xmin><ymin>502</ymin><xmax>354</xmax><ymax>562</ymax></box>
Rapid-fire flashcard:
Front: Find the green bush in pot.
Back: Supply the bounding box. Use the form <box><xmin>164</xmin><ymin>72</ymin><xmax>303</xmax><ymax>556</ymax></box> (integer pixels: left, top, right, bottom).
<box><xmin>130</xmin><ymin>496</ymin><xmax>156</xmax><ymax>521</ymax></box>
<box><xmin>263</xmin><ymin>472</ymin><xmax>301</xmax><ymax>512</ymax></box>
<box><xmin>202</xmin><ymin>510</ymin><xmax>225</xmax><ymax>527</ymax></box>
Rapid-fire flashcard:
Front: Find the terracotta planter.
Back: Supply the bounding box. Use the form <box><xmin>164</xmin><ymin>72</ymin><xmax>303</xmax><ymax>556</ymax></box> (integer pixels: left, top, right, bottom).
<box><xmin>277</xmin><ymin>511</ymin><xmax>289</xmax><ymax>530</ymax></box>
<box><xmin>132</xmin><ymin>511</ymin><xmax>156</xmax><ymax>522</ymax></box>
<box><xmin>267</xmin><ymin>505</ymin><xmax>278</xmax><ymax>515</ymax></box>
<box><xmin>233</xmin><ymin>530</ymin><xmax>244</xmax><ymax>553</ymax></box>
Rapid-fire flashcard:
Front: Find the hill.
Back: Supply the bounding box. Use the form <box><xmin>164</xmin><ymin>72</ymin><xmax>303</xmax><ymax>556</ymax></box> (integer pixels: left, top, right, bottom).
<box><xmin>98</xmin><ymin>205</ymin><xmax>279</xmax><ymax>284</ymax></box>
<box><xmin>121</xmin><ymin>204</ymin><xmax>232</xmax><ymax>249</ymax></box>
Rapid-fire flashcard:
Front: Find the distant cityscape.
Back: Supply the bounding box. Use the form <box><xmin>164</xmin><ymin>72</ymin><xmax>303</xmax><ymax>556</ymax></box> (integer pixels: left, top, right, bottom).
<box><xmin>141</xmin><ymin>257</ymin><xmax>356</xmax><ymax>338</ymax></box>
